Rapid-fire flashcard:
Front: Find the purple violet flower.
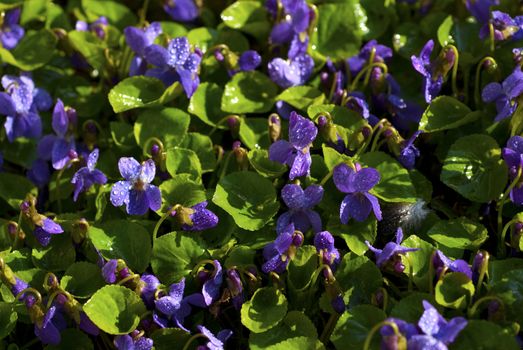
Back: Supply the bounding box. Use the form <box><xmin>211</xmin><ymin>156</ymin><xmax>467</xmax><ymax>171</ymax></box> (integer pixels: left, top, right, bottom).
<box><xmin>277</xmin><ymin>183</ymin><xmax>323</xmax><ymax>233</ymax></box>
<box><xmin>76</xmin><ymin>16</ymin><xmax>108</xmax><ymax>39</ymax></box>
<box><xmin>175</xmin><ymin>201</ymin><xmax>219</xmax><ymax>231</ymax></box>
<box><xmin>347</xmin><ymin>40</ymin><xmax>392</xmax><ymax>76</ymax></box>
<box><xmin>502</xmin><ymin>135</ymin><xmax>523</xmax><ymax>205</ymax></box>
<box><xmin>144</xmin><ymin>36</ymin><xmax>201</xmax><ymax>97</ymax></box>
<box><xmin>185</xmin><ymin>260</ymin><xmax>224</xmax><ymax>309</ymax></box>
<box><xmin>397</xmin><ymin>130</ymin><xmax>422</xmax><ymax>169</ymax></box>
<box><xmin>10</xmin><ymin>277</ymin><xmax>28</xmax><ymax>300</ymax></box>
<box><xmin>380</xmin><ymin>317</ymin><xmax>419</xmax><ymax>350</ymax></box>
<box><xmin>71</xmin><ymin>149</ymin><xmax>107</xmax><ymax>201</ymax></box>
<box><xmin>411</xmin><ymin>40</ymin><xmax>455</xmax><ymax>103</ymax></box>
<box><xmin>479</xmin><ymin>11</ymin><xmax>520</xmax><ymax>41</ymax></box>
<box><xmin>269</xmin><ymin>111</ymin><xmax>317</xmax><ymax>180</ymax></box>
<box><xmin>153</xmin><ymin>278</ymin><xmax>192</xmax><ymax>331</ymax></box>
<box><xmin>268</xmin><ymin>53</ymin><xmax>314</xmax><ymax>88</ymax></box>
<box><xmin>314</xmin><ymin>231</ymin><xmax>340</xmax><ymax>270</ymax></box>
<box><xmin>466</xmin><ymin>0</ymin><xmax>499</xmax><ymax>25</ymax></box>
<box><xmin>140</xmin><ymin>273</ymin><xmax>161</xmax><ymax>309</ymax></box>
<box><xmin>34</xmin><ymin>306</ymin><xmax>62</xmax><ymax>345</ymax></box>
<box><xmin>238</xmin><ymin>50</ymin><xmax>262</xmax><ymax>71</ymax></box>
<box><xmin>333</xmin><ymin>163</ymin><xmax>382</xmax><ymax>223</ymax></box>
<box><xmin>433</xmin><ymin>250</ymin><xmax>472</xmax><ymax>279</ymax></box>
<box><xmin>262</xmin><ymin>223</ymin><xmax>303</xmax><ymax>273</ymax></box>
<box><xmin>366</xmin><ymin>228</ymin><xmax>418</xmax><ymax>271</ymax></box>
<box><xmin>110</xmin><ymin>157</ymin><xmax>162</xmax><ymax>215</ymax></box>
<box><xmin>27</xmin><ymin>159</ymin><xmax>51</xmax><ymax>188</ymax></box>
<box><xmin>0</xmin><ymin>75</ymin><xmax>44</xmax><ymax>142</ymax></box>
<box><xmin>102</xmin><ymin>259</ymin><xmax>119</xmax><ymax>284</ymax></box>
<box><xmin>197</xmin><ymin>325</ymin><xmax>233</xmax><ymax>350</ymax></box>
<box><xmin>226</xmin><ymin>268</ymin><xmax>244</xmax><ymax>309</ymax></box>
<box><xmin>164</xmin><ymin>0</ymin><xmax>199</xmax><ymax>23</ymax></box>
<box><xmin>32</xmin><ymin>218</ymin><xmax>64</xmax><ymax>247</ymax></box>
<box><xmin>124</xmin><ymin>22</ymin><xmax>162</xmax><ymax>76</ymax></box>
<box><xmin>114</xmin><ymin>333</ymin><xmax>153</xmax><ymax>350</ymax></box>
<box><xmin>269</xmin><ymin>0</ymin><xmax>310</xmax><ymax>45</ymax></box>
<box><xmin>482</xmin><ymin>68</ymin><xmax>523</xmax><ymax>122</ymax></box>
<box><xmin>37</xmin><ymin>99</ymin><xmax>77</xmax><ymax>170</ymax></box>
<box><xmin>0</xmin><ymin>8</ymin><xmax>24</xmax><ymax>50</ymax></box>
<box><xmin>408</xmin><ymin>300</ymin><xmax>467</xmax><ymax>349</ymax></box>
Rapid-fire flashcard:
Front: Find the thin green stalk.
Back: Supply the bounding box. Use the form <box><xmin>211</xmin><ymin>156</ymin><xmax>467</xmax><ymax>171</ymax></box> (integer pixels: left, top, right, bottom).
<box><xmin>497</xmin><ymin>167</ymin><xmax>522</xmax><ymax>251</ymax></box>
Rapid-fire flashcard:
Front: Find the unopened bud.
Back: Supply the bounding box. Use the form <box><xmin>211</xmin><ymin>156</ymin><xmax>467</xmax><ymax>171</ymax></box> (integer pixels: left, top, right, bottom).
<box><xmin>268</xmin><ymin>114</ymin><xmax>281</xmax><ymax>142</ymax></box>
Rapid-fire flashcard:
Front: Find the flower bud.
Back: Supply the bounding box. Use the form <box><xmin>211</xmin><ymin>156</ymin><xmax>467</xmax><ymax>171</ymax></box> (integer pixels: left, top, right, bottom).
<box><xmin>268</xmin><ymin>114</ymin><xmax>281</xmax><ymax>142</ymax></box>
<box><xmin>72</xmin><ymin>218</ymin><xmax>89</xmax><ymax>244</ymax></box>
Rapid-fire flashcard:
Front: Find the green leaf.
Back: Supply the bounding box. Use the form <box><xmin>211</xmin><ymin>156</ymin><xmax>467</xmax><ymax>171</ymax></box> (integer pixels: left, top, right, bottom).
<box><xmin>84</xmin><ymin>285</ymin><xmax>146</xmax><ymax>335</ymax></box>
<box><xmin>0</xmin><ymin>29</ymin><xmax>57</xmax><ymax>70</ymax></box>
<box><xmin>110</xmin><ymin>121</ymin><xmax>136</xmax><ymax>147</ymax></box>
<box><xmin>441</xmin><ymin>134</ymin><xmax>507</xmax><ymax>203</ymax></box>
<box><xmin>287</xmin><ymin>245</ymin><xmax>318</xmax><ymax>291</ymax></box>
<box><xmin>67</xmin><ymin>30</ymin><xmax>106</xmax><ymax>71</ymax></box>
<box><xmin>452</xmin><ymin>320</ymin><xmax>519</xmax><ymax>350</ymax></box>
<box><xmin>248</xmin><ymin>149</ymin><xmax>287</xmax><ymax>178</ymax></box>
<box><xmin>0</xmin><ymin>173</ymin><xmax>37</xmax><ymax>209</ymax></box>
<box><xmin>224</xmin><ymin>245</ymin><xmax>255</xmax><ymax>269</ymax></box>
<box><xmin>32</xmin><ymin>234</ymin><xmax>76</xmax><ymax>272</ymax></box>
<box><xmin>401</xmin><ymin>235</ymin><xmax>434</xmax><ymax>291</ymax></box>
<box><xmin>435</xmin><ymin>272</ymin><xmax>474</xmax><ymax>309</ymax></box>
<box><xmin>335</xmin><ymin>254</ymin><xmax>382</xmax><ymax>307</ymax></box>
<box><xmin>179</xmin><ymin>133</ymin><xmax>216</xmax><ymax>173</ymax></box>
<box><xmin>221</xmin><ymin>1</ymin><xmax>270</xmax><ymax>40</ymax></box>
<box><xmin>263</xmin><ymin>337</ymin><xmax>325</xmax><ymax>350</ymax></box>
<box><xmin>488</xmin><ymin>258</ymin><xmax>523</xmax><ymax>285</ymax></box>
<box><xmin>322</xmin><ymin>145</ymin><xmax>352</xmax><ymax>171</ymax></box>
<box><xmin>489</xmin><ymin>269</ymin><xmax>523</xmax><ymax>325</ymax></box>
<box><xmin>165</xmin><ymin>147</ymin><xmax>202</xmax><ymax>181</ymax></box>
<box><xmin>212</xmin><ymin>171</ymin><xmax>279</xmax><ymax>231</ymax></box>
<box><xmin>159</xmin><ymin>175</ymin><xmax>207</xmax><ymax>210</ymax></box>
<box><xmin>88</xmin><ymin>220</ymin><xmax>152</xmax><ymax>273</ymax></box>
<box><xmin>360</xmin><ymin>151</ymin><xmax>417</xmax><ymax>203</ymax></box>
<box><xmin>150</xmin><ymin>328</ymin><xmax>191</xmax><ymax>350</ymax></box>
<box><xmin>239</xmin><ymin>118</ymin><xmax>271</xmax><ymax>150</ymax></box>
<box><xmin>390</xmin><ymin>292</ymin><xmax>435</xmax><ymax>323</ymax></box>
<box><xmin>187</xmin><ymin>27</ymin><xmax>218</xmax><ymax>52</ymax></box>
<box><xmin>3</xmin><ymin>249</ymin><xmax>46</xmax><ymax>293</ymax></box>
<box><xmin>60</xmin><ymin>262</ymin><xmax>105</xmax><ymax>298</ymax></box>
<box><xmin>82</xmin><ymin>0</ymin><xmax>137</xmax><ymax>29</ymax></box>
<box><xmin>328</xmin><ymin>215</ymin><xmax>377</xmax><ymax>256</ymax></box>
<box><xmin>313</xmin><ymin>3</ymin><xmax>367</xmax><ymax>59</ymax></box>
<box><xmin>250</xmin><ymin>311</ymin><xmax>320</xmax><ymax>350</ymax></box>
<box><xmin>276</xmin><ymin>86</ymin><xmax>325</xmax><ymax>111</ymax></box>
<box><xmin>188</xmin><ymin>82</ymin><xmax>226</xmax><ymax>127</ymax></box>
<box><xmin>151</xmin><ymin>232</ymin><xmax>206</xmax><ymax>284</ymax></box>
<box><xmin>134</xmin><ymin>107</ymin><xmax>190</xmax><ymax>149</ymax></box>
<box><xmin>0</xmin><ymin>302</ymin><xmax>17</xmax><ymax>340</ymax></box>
<box><xmin>419</xmin><ymin>96</ymin><xmax>475</xmax><ymax>132</ymax></box>
<box><xmin>109</xmin><ymin>77</ymin><xmax>182</xmax><ymax>113</ymax></box>
<box><xmin>20</xmin><ymin>0</ymin><xmax>48</xmax><ymax>24</ymax></box>
<box><xmin>241</xmin><ymin>287</ymin><xmax>288</xmax><ymax>333</ymax></box>
<box><xmin>46</xmin><ymin>328</ymin><xmax>94</xmax><ymax>350</ymax></box>
<box><xmin>331</xmin><ymin>305</ymin><xmax>386</xmax><ymax>350</ymax></box>
<box><xmin>221</xmin><ymin>71</ymin><xmax>278</xmax><ymax>114</ymax></box>
<box><xmin>427</xmin><ymin>217</ymin><xmax>488</xmax><ymax>251</ymax></box>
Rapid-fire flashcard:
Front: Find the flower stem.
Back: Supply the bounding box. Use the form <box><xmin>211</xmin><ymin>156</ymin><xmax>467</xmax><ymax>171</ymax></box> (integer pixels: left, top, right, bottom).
<box><xmin>445</xmin><ymin>45</ymin><xmax>460</xmax><ymax>98</ymax></box>
<box><xmin>11</xmin><ymin>210</ymin><xmax>23</xmax><ymax>252</ymax></box>
<box><xmin>468</xmin><ymin>295</ymin><xmax>503</xmax><ymax>318</ymax></box>
<box><xmin>152</xmin><ymin>209</ymin><xmax>174</xmax><ymax>243</ymax></box>
<box><xmin>319</xmin><ymin>312</ymin><xmax>340</xmax><ymax>345</ymax></box>
<box><xmin>363</xmin><ymin>321</ymin><xmax>401</xmax><ymax>350</ymax></box>
<box><xmin>182</xmin><ymin>334</ymin><xmax>207</xmax><ymax>350</ymax></box>
<box><xmin>349</xmin><ymin>62</ymin><xmax>388</xmax><ymax>92</ymax></box>
<box><xmin>497</xmin><ymin>167</ymin><xmax>522</xmax><ymax>254</ymax></box>
<box><xmin>475</xmin><ymin>251</ymin><xmax>489</xmax><ymax>294</ymax></box>
<box><xmin>498</xmin><ymin>219</ymin><xmax>518</xmax><ymax>258</ymax></box>
<box><xmin>474</xmin><ymin>56</ymin><xmax>496</xmax><ymax>109</ymax></box>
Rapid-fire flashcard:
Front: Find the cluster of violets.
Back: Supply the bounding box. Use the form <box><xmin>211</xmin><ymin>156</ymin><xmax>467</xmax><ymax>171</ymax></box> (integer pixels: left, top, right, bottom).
<box><xmin>2</xmin><ymin>0</ymin><xmax>523</xmax><ymax>348</ymax></box>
